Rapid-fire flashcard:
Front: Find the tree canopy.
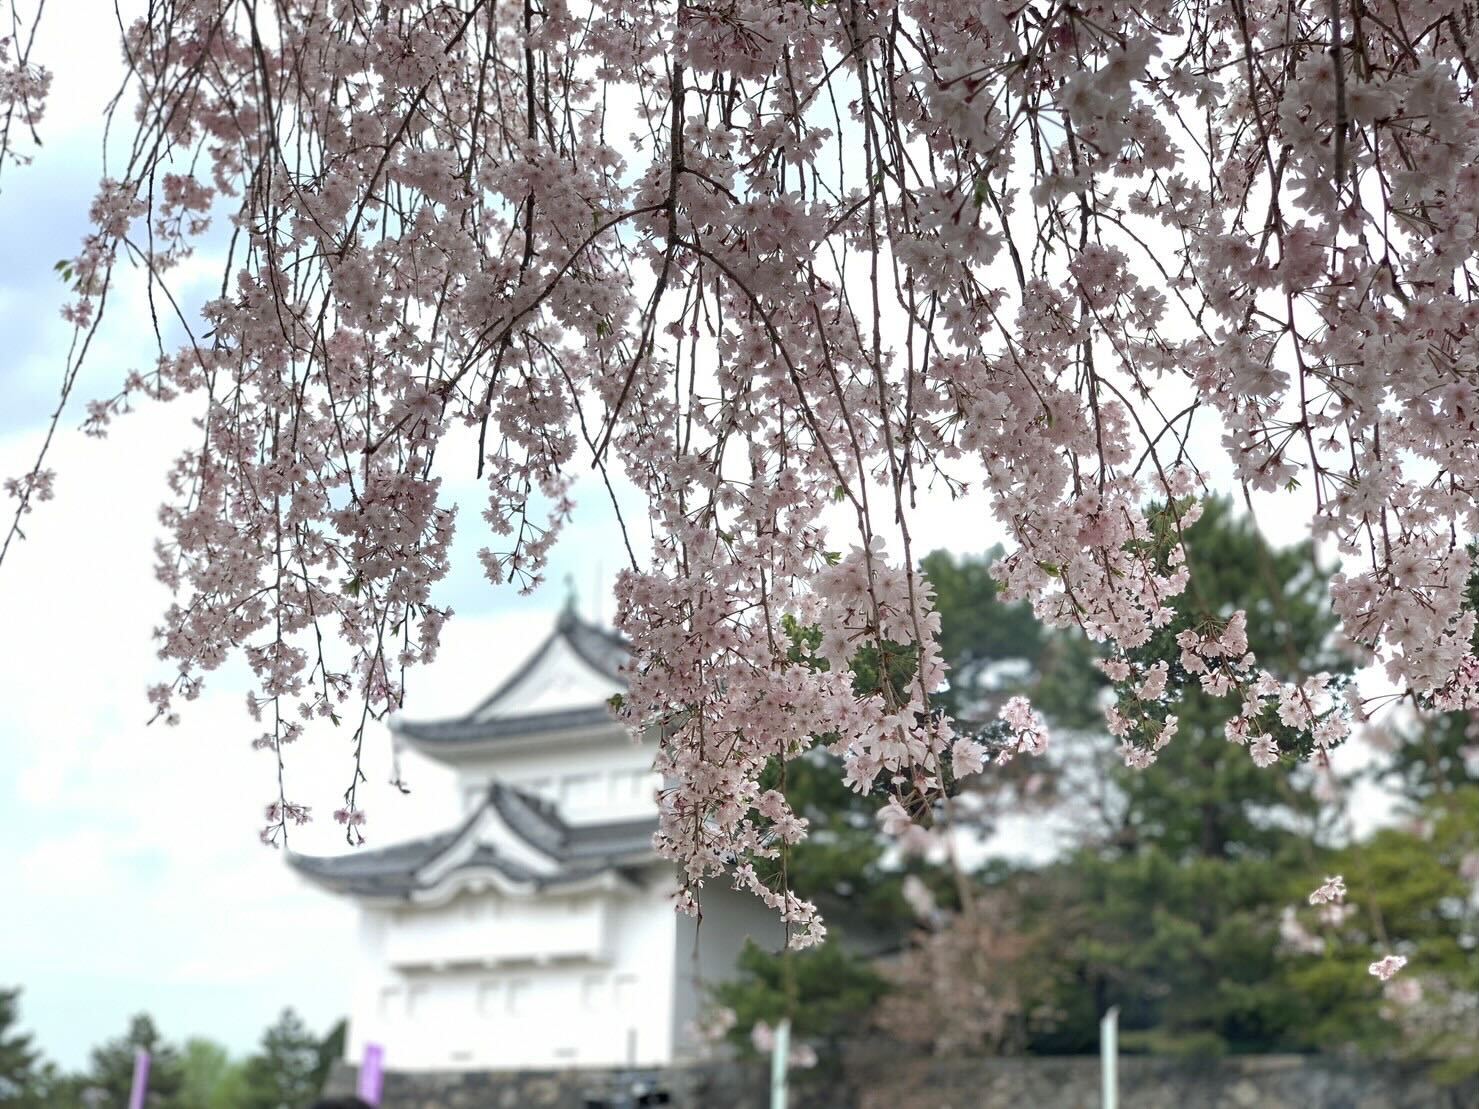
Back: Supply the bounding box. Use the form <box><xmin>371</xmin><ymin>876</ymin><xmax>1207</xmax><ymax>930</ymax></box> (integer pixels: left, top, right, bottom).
<box><xmin>239</xmin><ymin>1008</ymin><xmax>326</xmax><ymax>1109</ymax></box>
<box><xmin>85</xmin><ymin>1014</ymin><xmax>185</xmax><ymax>1109</ymax></box>
<box><xmin>718</xmin><ymin>512</ymin><xmax>1477</xmax><ymax>1064</ymax></box>
<box><xmin>0</xmin><ymin>1001</ymin><xmax>343</xmax><ymax>1109</ymax></box>
<box><xmin>0</xmin><ymin>989</ymin><xmax>41</xmax><ymax>1107</ymax></box>
<box><xmin>3</xmin><ymin>0</ymin><xmax>1478</xmax><ymax>955</ymax></box>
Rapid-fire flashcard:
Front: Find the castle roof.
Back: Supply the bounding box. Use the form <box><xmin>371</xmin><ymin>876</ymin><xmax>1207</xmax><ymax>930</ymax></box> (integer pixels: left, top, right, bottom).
<box><xmin>391</xmin><ymin>604</ymin><xmax>630</xmax><ymax>755</ymax></box>
<box><xmin>287</xmin><ymin>781</ymin><xmax>657</xmax><ymax>903</ymax></box>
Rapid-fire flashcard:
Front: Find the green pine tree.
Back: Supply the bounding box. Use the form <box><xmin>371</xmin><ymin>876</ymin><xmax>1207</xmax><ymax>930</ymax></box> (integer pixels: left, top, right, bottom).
<box><xmin>310</xmin><ymin>1019</ymin><xmax>346</xmax><ymax>1100</ymax></box>
<box><xmin>179</xmin><ymin>1038</ymin><xmax>248</xmax><ymax>1109</ymax></box>
<box><xmin>84</xmin><ymin>1014</ymin><xmax>185</xmax><ymax>1108</ymax></box>
<box><xmin>26</xmin><ymin>1062</ymin><xmax>86</xmax><ymax>1109</ymax></box>
<box><xmin>1021</xmin><ymin>497</ymin><xmax>1350</xmax><ymax>1055</ymax></box>
<box><xmin>711</xmin><ymin>940</ymin><xmax>889</xmax><ymax>1057</ymax></box>
<box><xmin>1284</xmin><ymin>787</ymin><xmax>1479</xmax><ymax>1078</ymax></box>
<box><xmin>0</xmin><ymin>988</ymin><xmax>42</xmax><ymax>1107</ymax></box>
<box><xmin>239</xmin><ymin>1009</ymin><xmax>325</xmax><ymax>1109</ymax></box>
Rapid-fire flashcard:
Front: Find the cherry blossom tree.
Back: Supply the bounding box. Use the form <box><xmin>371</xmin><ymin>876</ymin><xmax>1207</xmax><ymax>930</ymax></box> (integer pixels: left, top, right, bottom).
<box><xmin>3</xmin><ymin>0</ymin><xmax>1477</xmax><ymax>956</ymax></box>
<box><xmin>875</xmin><ymin>891</ymin><xmax>1041</xmax><ymax>1056</ymax></box>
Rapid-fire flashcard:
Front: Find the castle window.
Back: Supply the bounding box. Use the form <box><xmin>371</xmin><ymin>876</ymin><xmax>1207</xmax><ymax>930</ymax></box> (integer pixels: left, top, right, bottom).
<box><xmin>476</xmin><ymin>980</ymin><xmax>502</xmax><ymax>1016</ymax></box>
<box><xmin>613</xmin><ymin>974</ymin><xmax>638</xmax><ymax>1011</ymax></box>
<box><xmin>580</xmin><ymin>974</ymin><xmax>606</xmax><ymax>1010</ymax></box>
<box><xmin>406</xmin><ymin>983</ymin><xmax>429</xmax><ymax>1017</ymax></box>
<box><xmin>506</xmin><ymin>978</ymin><xmax>530</xmax><ymax>1015</ymax></box>
<box><xmin>560</xmin><ymin>773</ymin><xmax>603</xmax><ymax>810</ymax></box>
<box><xmin>611</xmin><ymin>769</ymin><xmax>655</xmax><ymax>803</ymax></box>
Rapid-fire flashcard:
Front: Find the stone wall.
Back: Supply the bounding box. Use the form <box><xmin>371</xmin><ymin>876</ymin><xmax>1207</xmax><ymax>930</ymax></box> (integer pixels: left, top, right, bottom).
<box><xmin>324</xmin><ymin>1052</ymin><xmax>1479</xmax><ymax>1109</ymax></box>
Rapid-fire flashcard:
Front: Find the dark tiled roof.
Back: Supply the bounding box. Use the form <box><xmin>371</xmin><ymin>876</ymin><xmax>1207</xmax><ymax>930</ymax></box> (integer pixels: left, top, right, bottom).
<box><xmin>391</xmin><ymin>607</ymin><xmax>630</xmax><ymax>748</ymax></box>
<box><xmin>394</xmin><ymin>705</ymin><xmax>616</xmax><ymax>745</ymax></box>
<box><xmin>285</xmin><ymin>837</ymin><xmax>453</xmax><ymax>898</ymax></box>
<box><xmin>553</xmin><ymin>607</ymin><xmax>629</xmax><ymax>685</ymax></box>
<box><xmin>287</xmin><ymin>782</ymin><xmax>657</xmax><ymax>900</ymax></box>
<box><xmin>487</xmin><ymin>781</ymin><xmax>655</xmax><ymax>861</ymax></box>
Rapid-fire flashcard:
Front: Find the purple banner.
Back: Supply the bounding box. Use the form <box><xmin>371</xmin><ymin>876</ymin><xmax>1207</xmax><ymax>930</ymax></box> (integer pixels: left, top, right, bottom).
<box><xmin>127</xmin><ymin>1049</ymin><xmax>150</xmax><ymax>1109</ymax></box>
<box><xmin>357</xmin><ymin>1042</ymin><xmax>385</xmax><ymax>1105</ymax></box>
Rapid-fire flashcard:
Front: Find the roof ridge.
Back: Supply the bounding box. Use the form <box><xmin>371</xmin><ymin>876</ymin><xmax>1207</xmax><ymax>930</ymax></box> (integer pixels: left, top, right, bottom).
<box><xmin>558</xmin><ymin>613</ymin><xmax>629</xmax><ymax>685</ymax></box>
<box><xmin>457</xmin><ymin>618</ymin><xmax>564</xmax><ymax>723</ymax></box>
<box><xmin>287</xmin><ymin>792</ymin><xmax>660</xmax><ymax>900</ymax></box>
<box><xmin>395</xmin><ymin>610</ymin><xmax>629</xmax><ymax>733</ymax></box>
<box><xmin>487</xmin><ymin>780</ymin><xmax>570</xmax><ymax>854</ymax></box>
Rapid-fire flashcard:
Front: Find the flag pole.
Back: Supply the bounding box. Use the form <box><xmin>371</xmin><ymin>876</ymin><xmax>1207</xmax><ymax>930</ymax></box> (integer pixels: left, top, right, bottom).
<box><xmin>1100</xmin><ymin>1006</ymin><xmax>1119</xmax><ymax>1109</ymax></box>
<box><xmin>770</xmin><ymin>1018</ymin><xmax>790</xmax><ymax>1109</ymax></box>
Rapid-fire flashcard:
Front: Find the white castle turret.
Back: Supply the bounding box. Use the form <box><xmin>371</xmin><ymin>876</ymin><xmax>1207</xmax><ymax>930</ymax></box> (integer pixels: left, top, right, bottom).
<box><xmin>289</xmin><ymin>604</ymin><xmax>780</xmax><ymax>1072</ymax></box>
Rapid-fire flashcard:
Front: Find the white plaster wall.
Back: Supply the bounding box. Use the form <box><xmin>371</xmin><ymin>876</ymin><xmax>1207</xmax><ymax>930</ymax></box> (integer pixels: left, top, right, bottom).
<box><xmin>382</xmin><ymin>890</ymin><xmax>610</xmax><ymax>967</ymax></box>
<box><xmin>346</xmin><ymin>906</ymin><xmax>396</xmax><ymax>1067</ymax></box>
<box><xmin>474</xmin><ymin>636</ymin><xmax>625</xmax><ymax>719</ymax></box>
<box><xmin>343</xmin><ymin>877</ymin><xmax>682</xmax><ymax>1071</ymax></box>
<box><xmin>669</xmin><ymin>884</ymin><xmax>787</xmax><ymax>1059</ymax></box>
<box><xmin>456</xmin><ymin>729</ymin><xmax>660</xmax><ymax>825</ymax></box>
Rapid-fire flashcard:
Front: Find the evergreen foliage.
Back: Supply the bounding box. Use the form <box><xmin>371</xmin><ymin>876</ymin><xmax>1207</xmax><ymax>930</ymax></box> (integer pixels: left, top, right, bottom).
<box><xmin>239</xmin><ymin>1008</ymin><xmax>326</xmax><ymax>1109</ymax></box>
<box><xmin>180</xmin><ymin>1038</ymin><xmax>248</xmax><ymax>1109</ymax></box>
<box><xmin>1285</xmin><ymin>788</ymin><xmax>1479</xmax><ymax>1080</ymax></box>
<box><xmin>712</xmin><ymin>940</ymin><xmax>889</xmax><ymax>1058</ymax></box>
<box><xmin>85</xmin><ymin>1014</ymin><xmax>185</xmax><ymax>1108</ymax></box>
<box><xmin>0</xmin><ymin>989</ymin><xmax>41</xmax><ymax>1108</ymax></box>
<box><xmin>0</xmin><ymin>1005</ymin><xmax>342</xmax><ymax>1109</ymax></box>
<box><xmin>1019</xmin><ymin>499</ymin><xmax>1346</xmax><ymax>1054</ymax></box>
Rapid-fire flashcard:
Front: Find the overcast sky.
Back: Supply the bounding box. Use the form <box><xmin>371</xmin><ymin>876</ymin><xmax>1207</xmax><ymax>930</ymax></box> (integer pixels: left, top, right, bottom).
<box><xmin>0</xmin><ymin>9</ymin><xmax>598</xmax><ymax>1067</ymax></box>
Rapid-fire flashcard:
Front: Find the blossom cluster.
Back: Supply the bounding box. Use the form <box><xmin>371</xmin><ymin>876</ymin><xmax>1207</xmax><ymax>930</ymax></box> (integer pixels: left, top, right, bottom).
<box><xmin>3</xmin><ymin>0</ymin><xmax>1479</xmax><ymax>934</ymax></box>
<box><xmin>0</xmin><ymin>20</ymin><xmax>50</xmax><ymax>178</ymax></box>
<box><xmin>1283</xmin><ymin>875</ymin><xmax>1411</xmax><ymax>984</ymax></box>
<box><xmin>1102</xmin><ymin>604</ymin><xmax>1352</xmax><ymax>771</ymax></box>
<box><xmin>1369</xmin><ymin>954</ymin><xmax>1409</xmax><ymax>983</ymax></box>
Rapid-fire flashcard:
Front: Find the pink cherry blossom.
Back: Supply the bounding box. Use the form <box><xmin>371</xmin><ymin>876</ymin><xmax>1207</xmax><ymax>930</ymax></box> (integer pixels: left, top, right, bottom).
<box><xmin>1308</xmin><ymin>876</ymin><xmax>1347</xmax><ymax>906</ymax></box>
<box><xmin>1369</xmin><ymin>954</ymin><xmax>1409</xmax><ymax>982</ymax></box>
<box><xmin>951</xmin><ymin>739</ymin><xmax>987</xmax><ymax>780</ymax></box>
<box><xmin>0</xmin><ymin>0</ymin><xmax>1476</xmax><ymax>948</ymax></box>
<box><xmin>1278</xmin><ymin>906</ymin><xmax>1325</xmax><ymax>956</ymax></box>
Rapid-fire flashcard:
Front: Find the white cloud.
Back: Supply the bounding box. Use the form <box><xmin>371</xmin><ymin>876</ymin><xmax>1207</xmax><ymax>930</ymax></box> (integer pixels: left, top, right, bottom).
<box><xmin>0</xmin><ymin>395</ymin><xmax>579</xmax><ymax>1066</ymax></box>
